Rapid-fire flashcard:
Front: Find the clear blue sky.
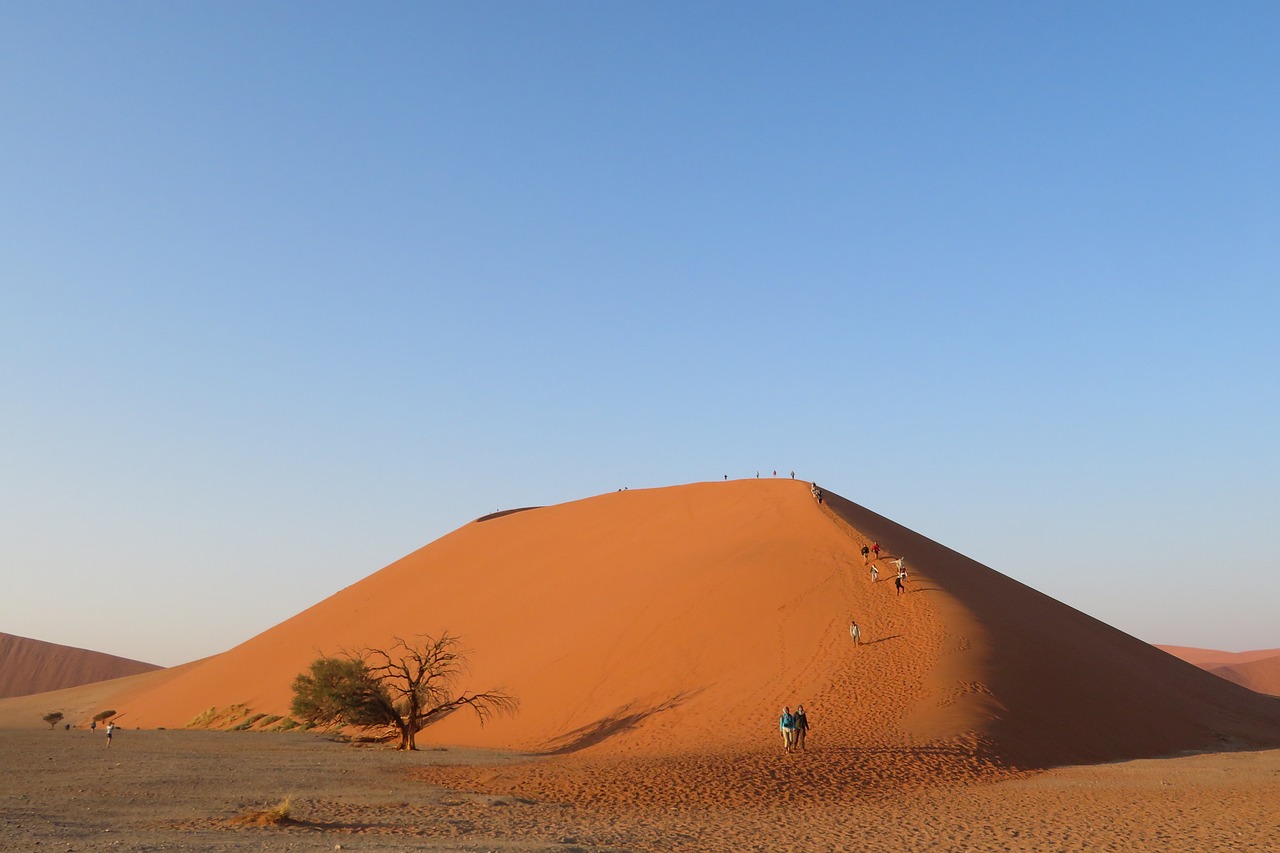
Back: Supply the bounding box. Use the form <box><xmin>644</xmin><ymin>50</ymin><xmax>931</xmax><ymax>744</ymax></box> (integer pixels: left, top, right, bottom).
<box><xmin>2</xmin><ymin>3</ymin><xmax>1276</xmax><ymax>666</ymax></box>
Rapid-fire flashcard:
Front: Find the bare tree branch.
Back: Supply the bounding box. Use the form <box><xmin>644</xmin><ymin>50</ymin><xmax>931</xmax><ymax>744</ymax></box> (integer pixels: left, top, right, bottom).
<box><xmin>291</xmin><ymin>632</ymin><xmax>519</xmax><ymax>750</ymax></box>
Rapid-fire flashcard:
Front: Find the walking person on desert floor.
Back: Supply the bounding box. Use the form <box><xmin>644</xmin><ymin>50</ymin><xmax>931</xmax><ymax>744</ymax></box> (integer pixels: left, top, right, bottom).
<box><xmin>793</xmin><ymin>704</ymin><xmax>810</xmax><ymax>751</ymax></box>
<box><xmin>779</xmin><ymin>706</ymin><xmax>797</xmax><ymax>752</ymax></box>
<box><xmin>849</xmin><ymin>620</ymin><xmax>862</xmax><ymax>645</ymax></box>
<box><xmin>105</xmin><ymin>721</ymin><xmax>115</xmax><ymax>748</ymax></box>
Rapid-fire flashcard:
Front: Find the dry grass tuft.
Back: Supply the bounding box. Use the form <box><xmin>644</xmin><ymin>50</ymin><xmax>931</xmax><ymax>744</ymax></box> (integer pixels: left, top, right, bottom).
<box><xmin>229</xmin><ymin>795</ymin><xmax>294</xmax><ymax>827</ymax></box>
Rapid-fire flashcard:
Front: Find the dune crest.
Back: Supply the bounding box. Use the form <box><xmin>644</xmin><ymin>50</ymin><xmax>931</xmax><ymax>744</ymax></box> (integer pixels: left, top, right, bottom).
<box><xmin>5</xmin><ymin>481</ymin><xmax>1278</xmax><ymax>770</ymax></box>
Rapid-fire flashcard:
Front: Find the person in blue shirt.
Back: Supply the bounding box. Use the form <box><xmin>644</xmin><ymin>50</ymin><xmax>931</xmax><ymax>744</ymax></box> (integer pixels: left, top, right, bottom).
<box><xmin>779</xmin><ymin>706</ymin><xmax>796</xmax><ymax>752</ymax></box>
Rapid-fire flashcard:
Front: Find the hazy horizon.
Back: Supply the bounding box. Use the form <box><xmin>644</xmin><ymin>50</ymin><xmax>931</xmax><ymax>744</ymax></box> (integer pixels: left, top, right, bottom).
<box><xmin>3</xmin><ymin>3</ymin><xmax>1277</xmax><ymax>666</ymax></box>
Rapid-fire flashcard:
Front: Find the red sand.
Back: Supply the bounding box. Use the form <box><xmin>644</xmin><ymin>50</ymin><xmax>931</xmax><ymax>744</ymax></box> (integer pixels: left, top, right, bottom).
<box><xmin>0</xmin><ymin>632</ymin><xmax>159</xmax><ymax>699</ymax></box>
<box><xmin>1157</xmin><ymin>645</ymin><xmax>1280</xmax><ymax>697</ymax></box>
<box><xmin>5</xmin><ymin>481</ymin><xmax>1279</xmax><ymax>773</ymax></box>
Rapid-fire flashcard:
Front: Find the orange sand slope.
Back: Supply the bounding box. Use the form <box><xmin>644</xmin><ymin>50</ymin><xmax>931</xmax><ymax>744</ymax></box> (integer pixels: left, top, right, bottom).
<box><xmin>9</xmin><ymin>481</ymin><xmax>1279</xmax><ymax>769</ymax></box>
<box><xmin>0</xmin><ymin>632</ymin><xmax>160</xmax><ymax>699</ymax></box>
<box><xmin>1158</xmin><ymin>646</ymin><xmax>1280</xmax><ymax>697</ymax></box>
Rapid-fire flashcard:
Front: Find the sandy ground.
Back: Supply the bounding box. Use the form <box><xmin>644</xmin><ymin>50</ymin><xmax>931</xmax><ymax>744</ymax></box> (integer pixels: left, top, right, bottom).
<box><xmin>3</xmin><ymin>729</ymin><xmax>1277</xmax><ymax>852</ymax></box>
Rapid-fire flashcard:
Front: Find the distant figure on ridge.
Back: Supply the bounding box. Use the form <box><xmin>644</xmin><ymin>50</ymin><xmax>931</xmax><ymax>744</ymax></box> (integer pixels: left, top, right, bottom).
<box><xmin>779</xmin><ymin>706</ymin><xmax>797</xmax><ymax>752</ymax></box>
<box><xmin>849</xmin><ymin>620</ymin><xmax>862</xmax><ymax>645</ymax></box>
<box><xmin>790</xmin><ymin>470</ymin><xmax>795</xmax><ymax>479</ymax></box>
<box><xmin>793</xmin><ymin>704</ymin><xmax>810</xmax><ymax>751</ymax></box>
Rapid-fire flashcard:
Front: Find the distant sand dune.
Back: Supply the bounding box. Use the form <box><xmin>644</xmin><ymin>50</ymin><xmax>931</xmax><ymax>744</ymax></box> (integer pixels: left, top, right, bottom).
<box><xmin>0</xmin><ymin>632</ymin><xmax>160</xmax><ymax>700</ymax></box>
<box><xmin>3</xmin><ymin>481</ymin><xmax>1277</xmax><ymax>775</ymax></box>
<box><xmin>1158</xmin><ymin>645</ymin><xmax>1280</xmax><ymax>697</ymax></box>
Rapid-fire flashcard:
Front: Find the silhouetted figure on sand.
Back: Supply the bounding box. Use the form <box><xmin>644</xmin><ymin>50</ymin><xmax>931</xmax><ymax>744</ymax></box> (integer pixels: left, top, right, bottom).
<box><xmin>779</xmin><ymin>706</ymin><xmax>796</xmax><ymax>752</ymax></box>
<box><xmin>793</xmin><ymin>704</ymin><xmax>810</xmax><ymax>750</ymax></box>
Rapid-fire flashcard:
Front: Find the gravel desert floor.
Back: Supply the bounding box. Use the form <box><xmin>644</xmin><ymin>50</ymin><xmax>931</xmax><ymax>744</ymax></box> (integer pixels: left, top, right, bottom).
<box><xmin>2</xmin><ymin>728</ymin><xmax>1278</xmax><ymax>852</ymax></box>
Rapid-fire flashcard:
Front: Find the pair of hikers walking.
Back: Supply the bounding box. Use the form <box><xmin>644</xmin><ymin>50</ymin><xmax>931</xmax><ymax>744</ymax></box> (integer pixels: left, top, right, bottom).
<box><xmin>778</xmin><ymin>704</ymin><xmax>810</xmax><ymax>752</ymax></box>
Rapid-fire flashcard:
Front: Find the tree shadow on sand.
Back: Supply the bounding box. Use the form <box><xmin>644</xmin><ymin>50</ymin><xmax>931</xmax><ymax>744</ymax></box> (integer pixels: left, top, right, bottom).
<box><xmin>539</xmin><ymin>689</ymin><xmax>705</xmax><ymax>756</ymax></box>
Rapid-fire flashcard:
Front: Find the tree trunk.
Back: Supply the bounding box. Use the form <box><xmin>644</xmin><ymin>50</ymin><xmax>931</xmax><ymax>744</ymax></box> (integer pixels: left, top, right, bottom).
<box><xmin>395</xmin><ymin>719</ymin><xmax>417</xmax><ymax>750</ymax></box>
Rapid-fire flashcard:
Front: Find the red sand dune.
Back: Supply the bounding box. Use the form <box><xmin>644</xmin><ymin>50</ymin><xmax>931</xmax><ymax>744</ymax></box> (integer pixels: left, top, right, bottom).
<box><xmin>0</xmin><ymin>632</ymin><xmax>160</xmax><ymax>700</ymax></box>
<box><xmin>1210</xmin><ymin>657</ymin><xmax>1280</xmax><ymax>698</ymax></box>
<box><xmin>1156</xmin><ymin>646</ymin><xmax>1280</xmax><ymax>697</ymax></box>
<box><xmin>5</xmin><ymin>481</ymin><xmax>1279</xmax><ymax>771</ymax></box>
<box><xmin>1157</xmin><ymin>645</ymin><xmax>1280</xmax><ymax>668</ymax></box>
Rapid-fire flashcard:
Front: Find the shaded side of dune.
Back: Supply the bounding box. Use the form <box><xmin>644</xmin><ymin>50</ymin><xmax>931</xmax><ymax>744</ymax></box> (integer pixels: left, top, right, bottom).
<box><xmin>0</xmin><ymin>632</ymin><xmax>161</xmax><ymax>699</ymax></box>
<box><xmin>821</xmin><ymin>491</ymin><xmax>1280</xmax><ymax>768</ymax></box>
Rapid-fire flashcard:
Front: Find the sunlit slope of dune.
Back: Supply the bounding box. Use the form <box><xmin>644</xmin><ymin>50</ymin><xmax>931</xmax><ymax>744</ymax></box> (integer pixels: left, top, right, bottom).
<box><xmin>21</xmin><ymin>480</ymin><xmax>1278</xmax><ymax>769</ymax></box>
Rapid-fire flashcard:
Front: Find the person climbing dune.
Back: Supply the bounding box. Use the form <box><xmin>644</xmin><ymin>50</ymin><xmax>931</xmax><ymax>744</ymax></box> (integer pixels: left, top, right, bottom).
<box><xmin>793</xmin><ymin>704</ymin><xmax>810</xmax><ymax>751</ymax></box>
<box><xmin>779</xmin><ymin>706</ymin><xmax>797</xmax><ymax>752</ymax></box>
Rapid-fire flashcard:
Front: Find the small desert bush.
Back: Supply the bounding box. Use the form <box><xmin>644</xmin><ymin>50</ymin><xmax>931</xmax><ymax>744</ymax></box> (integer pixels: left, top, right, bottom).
<box><xmin>232</xmin><ymin>713</ymin><xmax>268</xmax><ymax>731</ymax></box>
<box><xmin>187</xmin><ymin>707</ymin><xmax>219</xmax><ymax>728</ymax></box>
<box><xmin>187</xmin><ymin>704</ymin><xmax>257</xmax><ymax>730</ymax></box>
